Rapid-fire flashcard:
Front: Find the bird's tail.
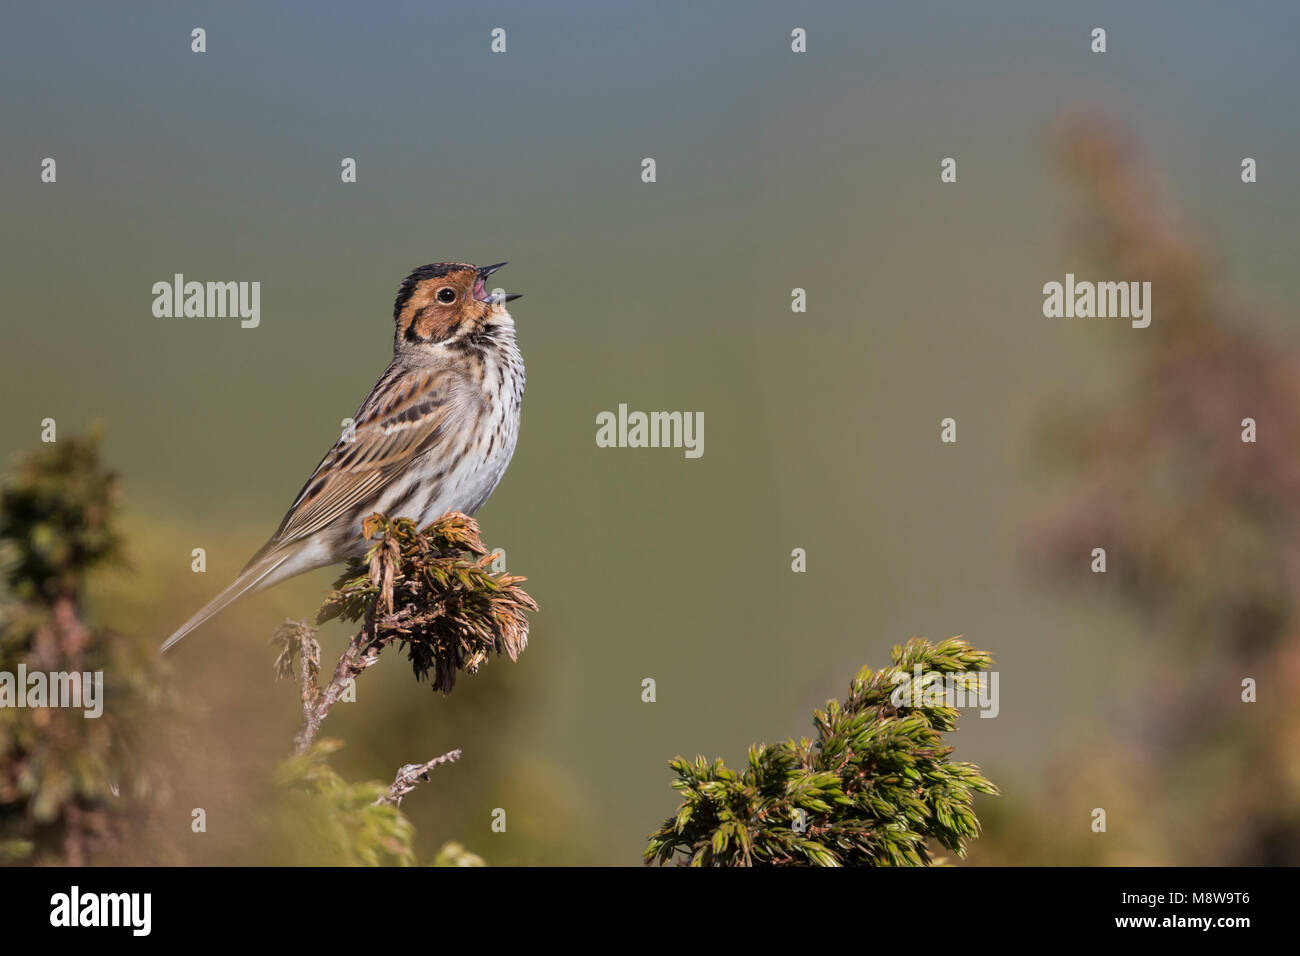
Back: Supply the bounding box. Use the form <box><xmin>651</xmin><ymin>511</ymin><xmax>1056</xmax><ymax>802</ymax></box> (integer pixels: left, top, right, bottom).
<box><xmin>160</xmin><ymin>550</ymin><xmax>290</xmax><ymax>653</ymax></box>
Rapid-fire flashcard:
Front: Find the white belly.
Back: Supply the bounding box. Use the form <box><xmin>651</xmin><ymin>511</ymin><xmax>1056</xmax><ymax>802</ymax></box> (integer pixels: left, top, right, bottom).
<box><xmin>380</xmin><ymin>356</ymin><xmax>522</xmax><ymax>527</ymax></box>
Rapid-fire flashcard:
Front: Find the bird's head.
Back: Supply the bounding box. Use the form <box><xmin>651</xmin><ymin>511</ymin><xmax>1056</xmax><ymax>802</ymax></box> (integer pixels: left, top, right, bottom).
<box><xmin>392</xmin><ymin>261</ymin><xmax>521</xmax><ymax>350</ymax></box>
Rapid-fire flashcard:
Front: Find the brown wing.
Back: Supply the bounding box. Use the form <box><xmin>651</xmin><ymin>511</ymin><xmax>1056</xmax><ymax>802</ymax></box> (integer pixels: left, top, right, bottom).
<box><xmin>255</xmin><ymin>363</ymin><xmax>475</xmax><ymax>556</ymax></box>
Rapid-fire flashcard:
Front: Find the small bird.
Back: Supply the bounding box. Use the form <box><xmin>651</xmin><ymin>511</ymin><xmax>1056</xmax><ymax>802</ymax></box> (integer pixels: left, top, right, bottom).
<box><xmin>161</xmin><ymin>262</ymin><xmax>524</xmax><ymax>652</ymax></box>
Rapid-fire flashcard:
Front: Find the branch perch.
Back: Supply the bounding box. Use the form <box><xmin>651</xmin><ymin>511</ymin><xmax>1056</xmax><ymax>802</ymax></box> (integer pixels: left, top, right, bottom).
<box><xmin>274</xmin><ymin>616</ymin><xmax>384</xmax><ymax>756</ymax></box>
<box><xmin>272</xmin><ymin>511</ymin><xmax>538</xmax><ymax>799</ymax></box>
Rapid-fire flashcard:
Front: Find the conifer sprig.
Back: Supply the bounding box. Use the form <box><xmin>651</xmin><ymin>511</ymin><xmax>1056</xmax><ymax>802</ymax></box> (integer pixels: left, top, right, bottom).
<box><xmin>646</xmin><ymin>637</ymin><xmax>998</xmax><ymax>867</ymax></box>
<box><xmin>317</xmin><ymin>513</ymin><xmax>536</xmax><ymax>693</ymax></box>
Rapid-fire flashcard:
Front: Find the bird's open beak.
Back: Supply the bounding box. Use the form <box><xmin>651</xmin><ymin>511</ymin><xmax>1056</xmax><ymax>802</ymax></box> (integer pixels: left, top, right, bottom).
<box><xmin>474</xmin><ymin>262</ymin><xmax>522</xmax><ymax>304</ymax></box>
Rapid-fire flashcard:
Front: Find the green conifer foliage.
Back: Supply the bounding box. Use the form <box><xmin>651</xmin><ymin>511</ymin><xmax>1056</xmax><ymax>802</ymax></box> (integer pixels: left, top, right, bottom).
<box><xmin>646</xmin><ymin>638</ymin><xmax>998</xmax><ymax>866</ymax></box>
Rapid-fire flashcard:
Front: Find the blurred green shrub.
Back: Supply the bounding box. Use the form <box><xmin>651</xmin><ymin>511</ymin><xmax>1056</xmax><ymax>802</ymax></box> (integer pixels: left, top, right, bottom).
<box><xmin>0</xmin><ymin>430</ymin><xmax>171</xmax><ymax>864</ymax></box>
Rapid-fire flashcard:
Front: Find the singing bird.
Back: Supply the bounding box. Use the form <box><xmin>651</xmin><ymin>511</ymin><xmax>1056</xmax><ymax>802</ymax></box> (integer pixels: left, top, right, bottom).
<box><xmin>161</xmin><ymin>262</ymin><xmax>524</xmax><ymax>652</ymax></box>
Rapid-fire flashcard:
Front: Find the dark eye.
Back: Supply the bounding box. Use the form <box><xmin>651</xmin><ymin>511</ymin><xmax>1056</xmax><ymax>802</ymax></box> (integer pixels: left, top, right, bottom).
<box><xmin>436</xmin><ymin>287</ymin><xmax>456</xmax><ymax>304</ymax></box>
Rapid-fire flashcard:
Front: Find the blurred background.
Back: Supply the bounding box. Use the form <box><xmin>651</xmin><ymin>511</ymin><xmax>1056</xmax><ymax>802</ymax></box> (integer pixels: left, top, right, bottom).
<box><xmin>2</xmin><ymin>1</ymin><xmax>1298</xmax><ymax>864</ymax></box>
